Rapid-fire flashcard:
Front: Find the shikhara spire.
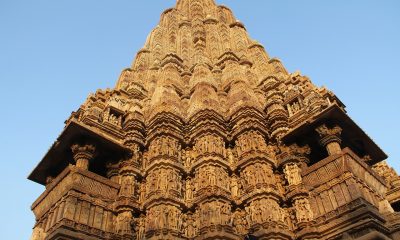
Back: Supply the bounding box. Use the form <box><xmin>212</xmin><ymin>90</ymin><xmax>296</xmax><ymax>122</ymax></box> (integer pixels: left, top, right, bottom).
<box><xmin>29</xmin><ymin>1</ymin><xmax>400</xmax><ymax>240</ymax></box>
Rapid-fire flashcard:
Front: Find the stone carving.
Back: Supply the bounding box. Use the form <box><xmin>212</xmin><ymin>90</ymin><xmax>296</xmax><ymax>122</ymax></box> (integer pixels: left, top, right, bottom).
<box><xmin>102</xmin><ymin>107</ymin><xmax>123</xmax><ymax>127</ymax></box>
<box><xmin>146</xmin><ymin>205</ymin><xmax>182</xmax><ymax>231</ymax></box>
<box><xmin>226</xmin><ymin>148</ymin><xmax>236</xmax><ymax>166</ymax></box>
<box><xmin>230</xmin><ymin>175</ymin><xmax>239</xmax><ymax>198</ymax></box>
<box><xmin>195</xmin><ymin>135</ymin><xmax>225</xmax><ymax>157</ymax></box>
<box><xmin>199</xmin><ymin>201</ymin><xmax>231</xmax><ymax>226</ymax></box>
<box><xmin>232</xmin><ymin>210</ymin><xmax>248</xmax><ymax>234</ymax></box>
<box><xmin>115</xmin><ymin>211</ymin><xmax>134</xmax><ymax>235</ymax></box>
<box><xmin>284</xmin><ymin>163</ymin><xmax>302</xmax><ymax>186</ymax></box>
<box><xmin>293</xmin><ymin>198</ymin><xmax>313</xmax><ymax>223</ymax></box>
<box><xmin>185</xmin><ymin>178</ymin><xmax>193</xmax><ymax>201</ymax></box>
<box><xmin>137</xmin><ymin>216</ymin><xmax>146</xmax><ymax>240</ymax></box>
<box><xmin>183</xmin><ymin>213</ymin><xmax>198</xmax><ymax>238</ymax></box>
<box><xmin>241</xmin><ymin>163</ymin><xmax>274</xmax><ymax>190</ymax></box>
<box><xmin>148</xmin><ymin>136</ymin><xmax>181</xmax><ymax>160</ymax></box>
<box><xmin>235</xmin><ymin>131</ymin><xmax>267</xmax><ymax>156</ymax></box>
<box><xmin>287</xmin><ymin>99</ymin><xmax>302</xmax><ymax>116</ymax></box>
<box><xmin>194</xmin><ymin>165</ymin><xmax>230</xmax><ymax>192</ymax></box>
<box><xmin>146</xmin><ymin>168</ymin><xmax>183</xmax><ymax>197</ymax></box>
<box><xmin>246</xmin><ymin>199</ymin><xmax>282</xmax><ymax>225</ymax></box>
<box><xmin>120</xmin><ymin>175</ymin><xmax>137</xmax><ymax>197</ymax></box>
<box><xmin>373</xmin><ymin>161</ymin><xmax>400</xmax><ymax>188</ymax></box>
<box><xmin>29</xmin><ymin>0</ymin><xmax>400</xmax><ymax>239</ymax></box>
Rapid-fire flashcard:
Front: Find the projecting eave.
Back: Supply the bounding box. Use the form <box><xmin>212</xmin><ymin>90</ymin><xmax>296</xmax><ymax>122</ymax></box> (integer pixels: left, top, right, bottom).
<box><xmin>282</xmin><ymin>104</ymin><xmax>387</xmax><ymax>164</ymax></box>
<box><xmin>28</xmin><ymin>119</ymin><xmax>131</xmax><ymax>185</ymax></box>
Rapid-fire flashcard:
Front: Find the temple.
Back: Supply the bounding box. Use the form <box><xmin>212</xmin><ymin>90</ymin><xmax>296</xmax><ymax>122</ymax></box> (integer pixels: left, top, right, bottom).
<box><xmin>29</xmin><ymin>0</ymin><xmax>400</xmax><ymax>239</ymax></box>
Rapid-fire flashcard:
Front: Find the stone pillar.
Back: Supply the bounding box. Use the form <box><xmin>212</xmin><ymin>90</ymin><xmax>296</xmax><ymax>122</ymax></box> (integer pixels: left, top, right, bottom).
<box><xmin>266</xmin><ymin>90</ymin><xmax>289</xmax><ymax>139</ymax></box>
<box><xmin>115</xmin><ymin>159</ymin><xmax>140</xmax><ymax>238</ymax></box>
<box><xmin>106</xmin><ymin>162</ymin><xmax>121</xmax><ymax>184</ymax></box>
<box><xmin>315</xmin><ymin>124</ymin><xmax>342</xmax><ymax>155</ymax></box>
<box><xmin>71</xmin><ymin>144</ymin><xmax>95</xmax><ymax>170</ymax></box>
<box><xmin>114</xmin><ymin>151</ymin><xmax>145</xmax><ymax>238</ymax></box>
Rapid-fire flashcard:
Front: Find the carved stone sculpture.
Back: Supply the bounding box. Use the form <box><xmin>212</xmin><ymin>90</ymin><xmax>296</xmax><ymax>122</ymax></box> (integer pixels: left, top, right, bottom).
<box><xmin>284</xmin><ymin>163</ymin><xmax>302</xmax><ymax>186</ymax></box>
<box><xmin>28</xmin><ymin>1</ymin><xmax>400</xmax><ymax>240</ymax></box>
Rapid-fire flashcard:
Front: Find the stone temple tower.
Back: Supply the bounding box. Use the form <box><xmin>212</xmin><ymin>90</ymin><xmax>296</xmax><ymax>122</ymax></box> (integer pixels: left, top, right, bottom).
<box><xmin>29</xmin><ymin>0</ymin><xmax>400</xmax><ymax>239</ymax></box>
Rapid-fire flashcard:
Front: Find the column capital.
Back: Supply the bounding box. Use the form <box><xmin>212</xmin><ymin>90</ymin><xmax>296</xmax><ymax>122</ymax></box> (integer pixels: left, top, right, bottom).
<box><xmin>71</xmin><ymin>144</ymin><xmax>95</xmax><ymax>170</ymax></box>
<box><xmin>315</xmin><ymin>124</ymin><xmax>342</xmax><ymax>155</ymax></box>
<box><xmin>315</xmin><ymin>124</ymin><xmax>342</xmax><ymax>144</ymax></box>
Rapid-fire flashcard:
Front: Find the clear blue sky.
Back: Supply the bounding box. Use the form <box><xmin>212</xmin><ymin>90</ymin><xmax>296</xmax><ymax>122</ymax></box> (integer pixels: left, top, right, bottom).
<box><xmin>0</xmin><ymin>0</ymin><xmax>399</xmax><ymax>239</ymax></box>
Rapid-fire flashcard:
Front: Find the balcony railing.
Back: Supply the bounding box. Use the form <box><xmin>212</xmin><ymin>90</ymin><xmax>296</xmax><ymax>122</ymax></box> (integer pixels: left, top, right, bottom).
<box><xmin>303</xmin><ymin>148</ymin><xmax>387</xmax><ymax>218</ymax></box>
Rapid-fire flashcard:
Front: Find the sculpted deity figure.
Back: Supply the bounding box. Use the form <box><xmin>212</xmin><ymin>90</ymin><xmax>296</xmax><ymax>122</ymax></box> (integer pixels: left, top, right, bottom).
<box><xmin>253</xmin><ymin>202</ymin><xmax>262</xmax><ymax>223</ymax></box>
<box><xmin>271</xmin><ymin>204</ymin><xmax>281</xmax><ymax>222</ymax></box>
<box><xmin>181</xmin><ymin>149</ymin><xmax>187</xmax><ymax>166</ymax></box>
<box><xmin>294</xmin><ymin>199</ymin><xmax>313</xmax><ymax>223</ymax></box>
<box><xmin>182</xmin><ymin>214</ymin><xmax>188</xmax><ymax>236</ymax></box>
<box><xmin>186</xmin><ymin>214</ymin><xmax>197</xmax><ymax>238</ymax></box>
<box><xmin>284</xmin><ymin>163</ymin><xmax>302</xmax><ymax>186</ymax></box>
<box><xmin>227</xmin><ymin>148</ymin><xmax>236</xmax><ymax>166</ymax></box>
<box><xmin>232</xmin><ymin>210</ymin><xmax>247</xmax><ymax>234</ymax></box>
<box><xmin>291</xmin><ymin>100</ymin><xmax>301</xmax><ymax>113</ymax></box>
<box><xmin>168</xmin><ymin>207</ymin><xmax>175</xmax><ymax>229</ymax></box>
<box><xmin>121</xmin><ymin>175</ymin><xmax>135</xmax><ymax>197</ymax></box>
<box><xmin>146</xmin><ymin>210</ymin><xmax>153</xmax><ymax>231</ymax></box>
<box><xmin>131</xmin><ymin>144</ymin><xmax>141</xmax><ymax>162</ymax></box>
<box><xmin>193</xmin><ymin>176</ymin><xmax>199</xmax><ymax>193</ymax></box>
<box><xmin>176</xmin><ymin>174</ymin><xmax>182</xmax><ymax>196</ymax></box>
<box><xmin>208</xmin><ymin>166</ymin><xmax>217</xmax><ymax>186</ymax></box>
<box><xmin>191</xmin><ymin>145</ymin><xmax>198</xmax><ymax>161</ymax></box>
<box><xmin>221</xmin><ymin>203</ymin><xmax>230</xmax><ymax>225</ymax></box>
<box><xmin>186</xmin><ymin>178</ymin><xmax>193</xmax><ymax>201</ymax></box>
<box><xmin>213</xmin><ymin>202</ymin><xmax>221</xmax><ymax>225</ymax></box>
<box><xmin>245</xmin><ymin>206</ymin><xmax>252</xmax><ymax>226</ymax></box>
<box><xmin>140</xmin><ymin>182</ymin><xmax>146</xmax><ymax>202</ymax></box>
<box><xmin>177</xmin><ymin>212</ymin><xmax>183</xmax><ymax>231</ymax></box>
<box><xmin>183</xmin><ymin>148</ymin><xmax>192</xmax><ymax>167</ymax></box>
<box><xmin>137</xmin><ymin>216</ymin><xmax>145</xmax><ymax>240</ymax></box>
<box><xmin>259</xmin><ymin>203</ymin><xmax>268</xmax><ymax>222</ymax></box>
<box><xmin>230</xmin><ymin>175</ymin><xmax>239</xmax><ymax>198</ymax></box>
<box><xmin>246</xmin><ymin>168</ymin><xmax>256</xmax><ymax>186</ymax></box>
<box><xmin>266</xmin><ymin>145</ymin><xmax>277</xmax><ymax>159</ymax></box>
<box><xmin>142</xmin><ymin>151</ymin><xmax>149</xmax><ymax>168</ymax></box>
<box><xmin>254</xmin><ymin>165</ymin><xmax>263</xmax><ymax>184</ymax></box>
<box><xmin>160</xmin><ymin>207</ymin><xmax>168</xmax><ymax>228</ymax></box>
<box><xmin>151</xmin><ymin>138</ymin><xmax>159</xmax><ymax>156</ymax></box>
<box><xmin>116</xmin><ymin>211</ymin><xmax>133</xmax><ymax>235</ymax></box>
<box><xmin>160</xmin><ymin>170</ymin><xmax>168</xmax><ymax>191</ymax></box>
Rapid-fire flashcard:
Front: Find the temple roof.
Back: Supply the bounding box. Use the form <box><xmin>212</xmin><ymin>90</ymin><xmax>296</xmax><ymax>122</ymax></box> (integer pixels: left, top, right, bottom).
<box><xmin>29</xmin><ymin>0</ymin><xmax>387</xmax><ymax>185</ymax></box>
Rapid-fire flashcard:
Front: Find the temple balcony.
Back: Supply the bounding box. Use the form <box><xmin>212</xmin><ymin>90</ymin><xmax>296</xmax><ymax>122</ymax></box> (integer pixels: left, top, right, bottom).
<box><xmin>303</xmin><ymin>148</ymin><xmax>387</xmax><ymax>215</ymax></box>
<box><xmin>31</xmin><ymin>165</ymin><xmax>120</xmax><ymax>240</ymax></box>
<box><xmin>302</xmin><ymin>148</ymin><xmax>396</xmax><ymax>239</ymax></box>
